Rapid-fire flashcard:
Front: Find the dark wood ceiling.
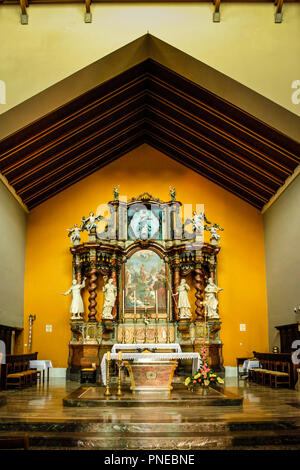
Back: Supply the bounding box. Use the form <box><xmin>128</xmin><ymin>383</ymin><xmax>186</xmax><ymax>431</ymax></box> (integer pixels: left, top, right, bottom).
<box><xmin>0</xmin><ymin>59</ymin><xmax>299</xmax><ymax>210</ymax></box>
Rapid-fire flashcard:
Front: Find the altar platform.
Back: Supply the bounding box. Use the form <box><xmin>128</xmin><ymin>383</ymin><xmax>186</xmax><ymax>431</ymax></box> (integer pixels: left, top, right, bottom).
<box><xmin>63</xmin><ymin>384</ymin><xmax>243</xmax><ymax>407</ymax></box>
<box><xmin>1</xmin><ymin>378</ymin><xmax>300</xmax><ymax>449</ymax></box>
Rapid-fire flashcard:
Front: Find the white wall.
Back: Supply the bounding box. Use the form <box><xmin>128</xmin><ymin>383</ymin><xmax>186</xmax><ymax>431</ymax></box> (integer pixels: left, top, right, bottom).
<box><xmin>263</xmin><ymin>174</ymin><xmax>300</xmax><ymax>348</ymax></box>
<box><xmin>0</xmin><ymin>181</ymin><xmax>27</xmax><ymax>327</ymax></box>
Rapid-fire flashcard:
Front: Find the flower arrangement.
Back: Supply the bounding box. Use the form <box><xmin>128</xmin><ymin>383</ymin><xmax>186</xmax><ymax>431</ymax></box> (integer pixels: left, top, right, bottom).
<box><xmin>184</xmin><ymin>346</ymin><xmax>224</xmax><ymax>389</ymax></box>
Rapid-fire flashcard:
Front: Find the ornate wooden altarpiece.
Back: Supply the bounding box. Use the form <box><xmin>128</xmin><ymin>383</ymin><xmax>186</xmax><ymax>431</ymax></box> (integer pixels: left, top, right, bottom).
<box><xmin>67</xmin><ymin>192</ymin><xmax>224</xmax><ymax>380</ymax></box>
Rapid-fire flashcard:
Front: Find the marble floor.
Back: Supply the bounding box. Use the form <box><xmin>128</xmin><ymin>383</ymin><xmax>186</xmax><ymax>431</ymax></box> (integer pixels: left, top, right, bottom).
<box><xmin>0</xmin><ymin>378</ymin><xmax>300</xmax><ymax>449</ymax></box>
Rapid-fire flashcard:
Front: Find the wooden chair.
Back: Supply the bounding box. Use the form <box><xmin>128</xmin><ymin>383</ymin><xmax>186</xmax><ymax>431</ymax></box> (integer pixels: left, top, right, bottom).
<box><xmin>0</xmin><ymin>434</ymin><xmax>29</xmax><ymax>450</ymax></box>
<box><xmin>270</xmin><ymin>361</ymin><xmax>291</xmax><ymax>388</ymax></box>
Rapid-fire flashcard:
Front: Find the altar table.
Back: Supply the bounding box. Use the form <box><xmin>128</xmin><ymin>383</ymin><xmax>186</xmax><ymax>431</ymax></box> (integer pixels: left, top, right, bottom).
<box><xmin>101</xmin><ymin>352</ymin><xmax>201</xmax><ymax>385</ymax></box>
<box><xmin>29</xmin><ymin>360</ymin><xmax>53</xmax><ymax>384</ymax></box>
<box><xmin>111</xmin><ymin>343</ymin><xmax>182</xmax><ymax>353</ymax></box>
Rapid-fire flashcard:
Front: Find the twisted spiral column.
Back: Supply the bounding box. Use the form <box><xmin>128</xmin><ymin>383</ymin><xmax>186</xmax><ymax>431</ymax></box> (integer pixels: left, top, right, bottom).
<box><xmin>173</xmin><ymin>267</ymin><xmax>180</xmax><ymax>321</ymax></box>
<box><xmin>194</xmin><ymin>267</ymin><xmax>205</xmax><ymax>320</ymax></box>
<box><xmin>88</xmin><ymin>266</ymin><xmax>98</xmax><ymax>322</ymax></box>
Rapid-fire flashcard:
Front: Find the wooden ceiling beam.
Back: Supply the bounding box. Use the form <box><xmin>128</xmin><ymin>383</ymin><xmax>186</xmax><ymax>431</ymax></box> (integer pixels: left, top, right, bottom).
<box><xmin>148</xmin><ymin>74</ymin><xmax>300</xmax><ymax>166</ymax></box>
<box><xmin>3</xmin><ymin>99</ymin><xmax>146</xmax><ymax>180</ymax></box>
<box><xmin>24</xmin><ymin>136</ymin><xmax>144</xmax><ymax>209</ymax></box>
<box><xmin>0</xmin><ymin>74</ymin><xmax>147</xmax><ymax>162</ymax></box>
<box><xmin>145</xmin><ymin>135</ymin><xmax>265</xmax><ymax>209</ymax></box>
<box><xmin>145</xmin><ymin>123</ymin><xmax>274</xmax><ymax>201</ymax></box>
<box><xmin>11</xmin><ymin>113</ymin><xmax>146</xmax><ymax>191</ymax></box>
<box><xmin>146</xmin><ymin>101</ymin><xmax>288</xmax><ymax>184</ymax></box>
<box><xmin>147</xmin><ymin>90</ymin><xmax>295</xmax><ymax>176</ymax></box>
<box><xmin>19</xmin><ymin>123</ymin><xmax>146</xmax><ymax>200</ymax></box>
<box><xmin>145</xmin><ymin>109</ymin><xmax>282</xmax><ymax>190</ymax></box>
<box><xmin>275</xmin><ymin>0</ymin><xmax>284</xmax><ymax>22</ymax></box>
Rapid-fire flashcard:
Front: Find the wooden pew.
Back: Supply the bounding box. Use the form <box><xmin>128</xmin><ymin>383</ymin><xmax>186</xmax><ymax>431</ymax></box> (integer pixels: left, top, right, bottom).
<box><xmin>0</xmin><ymin>353</ymin><xmax>38</xmax><ymax>390</ymax></box>
<box><xmin>252</xmin><ymin>351</ymin><xmax>295</xmax><ymax>389</ymax></box>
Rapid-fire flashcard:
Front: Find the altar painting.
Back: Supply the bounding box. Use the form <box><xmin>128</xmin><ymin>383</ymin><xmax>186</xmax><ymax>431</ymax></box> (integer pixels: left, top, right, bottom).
<box><xmin>125</xmin><ymin>250</ymin><xmax>167</xmax><ymax>311</ymax></box>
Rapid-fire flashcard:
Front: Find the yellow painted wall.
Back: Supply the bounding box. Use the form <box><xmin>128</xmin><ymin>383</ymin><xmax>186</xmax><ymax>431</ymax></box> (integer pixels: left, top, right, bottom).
<box><xmin>23</xmin><ymin>144</ymin><xmax>269</xmax><ymax>367</ymax></box>
<box><xmin>0</xmin><ymin>4</ymin><xmax>299</xmax><ymax>115</ymax></box>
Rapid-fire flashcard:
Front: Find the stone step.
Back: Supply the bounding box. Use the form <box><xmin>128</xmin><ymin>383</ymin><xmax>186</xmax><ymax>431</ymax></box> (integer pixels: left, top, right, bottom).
<box><xmin>0</xmin><ymin>418</ymin><xmax>300</xmax><ymax>434</ymax></box>
<box><xmin>1</xmin><ymin>428</ymin><xmax>300</xmax><ymax>449</ymax></box>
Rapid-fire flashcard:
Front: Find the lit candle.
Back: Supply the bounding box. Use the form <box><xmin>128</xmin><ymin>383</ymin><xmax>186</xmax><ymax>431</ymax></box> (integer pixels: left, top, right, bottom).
<box><xmin>155</xmin><ymin>290</ymin><xmax>158</xmax><ymax>316</ymax></box>
<box><xmin>107</xmin><ymin>351</ymin><xmax>110</xmax><ymax>361</ymax></box>
<box><xmin>118</xmin><ymin>351</ymin><xmax>122</xmax><ymax>361</ymax></box>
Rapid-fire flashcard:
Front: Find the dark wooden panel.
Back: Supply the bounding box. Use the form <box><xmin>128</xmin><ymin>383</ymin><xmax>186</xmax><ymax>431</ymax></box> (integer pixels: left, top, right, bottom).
<box><xmin>0</xmin><ymin>59</ymin><xmax>299</xmax><ymax>210</ymax></box>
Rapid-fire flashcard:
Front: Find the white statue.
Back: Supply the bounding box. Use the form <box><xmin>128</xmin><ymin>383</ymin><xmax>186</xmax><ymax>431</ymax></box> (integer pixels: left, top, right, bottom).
<box><xmin>204</xmin><ymin>277</ymin><xmax>223</xmax><ymax>319</ymax></box>
<box><xmin>191</xmin><ymin>211</ymin><xmax>210</xmax><ymax>234</ymax></box>
<box><xmin>174</xmin><ymin>279</ymin><xmax>192</xmax><ymax>319</ymax></box>
<box><xmin>67</xmin><ymin>224</ymin><xmax>82</xmax><ymax>245</ymax></box>
<box><xmin>62</xmin><ymin>278</ymin><xmax>86</xmax><ymax>320</ymax></box>
<box><xmin>138</xmin><ymin>209</ymin><xmax>152</xmax><ymax>239</ymax></box>
<box><xmin>81</xmin><ymin>212</ymin><xmax>103</xmax><ymax>232</ymax></box>
<box><xmin>206</xmin><ymin>223</ymin><xmax>224</xmax><ymax>245</ymax></box>
<box><xmin>102</xmin><ymin>278</ymin><xmax>117</xmax><ymax>320</ymax></box>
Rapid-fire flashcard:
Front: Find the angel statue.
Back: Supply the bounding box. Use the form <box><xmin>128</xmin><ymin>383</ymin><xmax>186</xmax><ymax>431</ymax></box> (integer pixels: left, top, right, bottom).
<box><xmin>169</xmin><ymin>186</ymin><xmax>176</xmax><ymax>201</ymax></box>
<box><xmin>206</xmin><ymin>223</ymin><xmax>224</xmax><ymax>245</ymax></box>
<box><xmin>185</xmin><ymin>210</ymin><xmax>210</xmax><ymax>239</ymax></box>
<box><xmin>61</xmin><ymin>277</ymin><xmax>86</xmax><ymax>320</ymax></box>
<box><xmin>204</xmin><ymin>277</ymin><xmax>223</xmax><ymax>320</ymax></box>
<box><xmin>113</xmin><ymin>185</ymin><xmax>120</xmax><ymax>201</ymax></box>
<box><xmin>173</xmin><ymin>279</ymin><xmax>192</xmax><ymax>319</ymax></box>
<box><xmin>67</xmin><ymin>224</ymin><xmax>82</xmax><ymax>245</ymax></box>
<box><xmin>102</xmin><ymin>278</ymin><xmax>117</xmax><ymax>320</ymax></box>
<box><xmin>81</xmin><ymin>212</ymin><xmax>103</xmax><ymax>232</ymax></box>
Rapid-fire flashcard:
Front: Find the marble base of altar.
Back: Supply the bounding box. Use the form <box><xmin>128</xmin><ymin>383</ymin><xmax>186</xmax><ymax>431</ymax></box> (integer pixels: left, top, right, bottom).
<box><xmin>125</xmin><ymin>361</ymin><xmax>178</xmax><ymax>394</ymax></box>
<box><xmin>63</xmin><ymin>384</ymin><xmax>243</xmax><ymax>407</ymax></box>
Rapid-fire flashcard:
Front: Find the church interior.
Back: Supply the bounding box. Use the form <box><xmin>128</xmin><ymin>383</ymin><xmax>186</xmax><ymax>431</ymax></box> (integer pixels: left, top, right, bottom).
<box><xmin>0</xmin><ymin>1</ymin><xmax>300</xmax><ymax>451</ymax></box>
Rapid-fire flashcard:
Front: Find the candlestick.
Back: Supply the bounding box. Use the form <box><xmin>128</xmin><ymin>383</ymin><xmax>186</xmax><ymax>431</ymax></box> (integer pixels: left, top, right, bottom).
<box><xmin>117</xmin><ymin>353</ymin><xmax>123</xmax><ymax>396</ymax></box>
<box><xmin>104</xmin><ymin>352</ymin><xmax>111</xmax><ymax>397</ymax></box>
<box><xmin>122</xmin><ymin>290</ymin><xmax>125</xmax><ymax>320</ymax></box>
<box><xmin>134</xmin><ymin>291</ymin><xmax>136</xmax><ymax>316</ymax></box>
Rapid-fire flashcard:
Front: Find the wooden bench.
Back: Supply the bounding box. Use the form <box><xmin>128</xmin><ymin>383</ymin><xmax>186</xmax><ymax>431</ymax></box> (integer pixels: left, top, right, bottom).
<box><xmin>0</xmin><ymin>353</ymin><xmax>39</xmax><ymax>390</ymax></box>
<box><xmin>250</xmin><ymin>352</ymin><xmax>293</xmax><ymax>388</ymax></box>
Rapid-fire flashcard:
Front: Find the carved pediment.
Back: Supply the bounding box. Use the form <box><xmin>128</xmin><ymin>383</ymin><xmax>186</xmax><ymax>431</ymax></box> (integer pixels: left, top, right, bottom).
<box><xmin>129</xmin><ymin>192</ymin><xmax>163</xmax><ymax>203</ymax></box>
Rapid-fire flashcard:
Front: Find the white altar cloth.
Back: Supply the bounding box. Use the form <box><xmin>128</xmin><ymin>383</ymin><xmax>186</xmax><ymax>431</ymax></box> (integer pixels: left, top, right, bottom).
<box><xmin>111</xmin><ymin>343</ymin><xmax>182</xmax><ymax>353</ymax></box>
<box><xmin>101</xmin><ymin>352</ymin><xmax>201</xmax><ymax>385</ymax></box>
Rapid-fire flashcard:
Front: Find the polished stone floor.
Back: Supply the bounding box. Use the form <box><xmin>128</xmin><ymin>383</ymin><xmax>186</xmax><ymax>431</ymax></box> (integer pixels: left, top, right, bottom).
<box><xmin>0</xmin><ymin>378</ymin><xmax>300</xmax><ymax>449</ymax></box>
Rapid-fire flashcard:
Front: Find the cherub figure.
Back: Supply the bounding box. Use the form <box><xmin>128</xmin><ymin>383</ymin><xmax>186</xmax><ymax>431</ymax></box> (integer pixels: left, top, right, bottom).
<box><xmin>67</xmin><ymin>224</ymin><xmax>82</xmax><ymax>245</ymax></box>
<box><xmin>206</xmin><ymin>223</ymin><xmax>224</xmax><ymax>244</ymax></box>
<box><xmin>169</xmin><ymin>186</ymin><xmax>176</xmax><ymax>201</ymax></box>
<box><xmin>81</xmin><ymin>212</ymin><xmax>103</xmax><ymax>232</ymax></box>
<box><xmin>113</xmin><ymin>185</ymin><xmax>120</xmax><ymax>201</ymax></box>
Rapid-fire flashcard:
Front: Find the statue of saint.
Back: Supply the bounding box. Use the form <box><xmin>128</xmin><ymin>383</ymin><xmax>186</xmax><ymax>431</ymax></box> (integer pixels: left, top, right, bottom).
<box><xmin>62</xmin><ymin>278</ymin><xmax>86</xmax><ymax>320</ymax></box>
<box><xmin>113</xmin><ymin>185</ymin><xmax>120</xmax><ymax>201</ymax></box>
<box><xmin>169</xmin><ymin>186</ymin><xmax>176</xmax><ymax>201</ymax></box>
<box><xmin>204</xmin><ymin>277</ymin><xmax>223</xmax><ymax>320</ymax></box>
<box><xmin>138</xmin><ymin>209</ymin><xmax>152</xmax><ymax>239</ymax></box>
<box><xmin>102</xmin><ymin>278</ymin><xmax>117</xmax><ymax>320</ymax></box>
<box><xmin>174</xmin><ymin>279</ymin><xmax>192</xmax><ymax>319</ymax></box>
<box><xmin>67</xmin><ymin>224</ymin><xmax>82</xmax><ymax>245</ymax></box>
